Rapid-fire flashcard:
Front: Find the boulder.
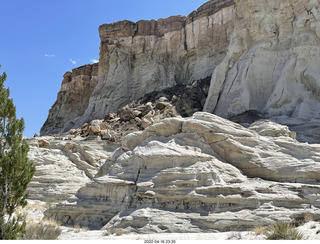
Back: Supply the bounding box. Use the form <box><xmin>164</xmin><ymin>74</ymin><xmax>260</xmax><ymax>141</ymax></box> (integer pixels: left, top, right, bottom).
<box><xmin>104</xmin><ymin>113</ymin><xmax>116</xmax><ymax>121</ymax></box>
<box><xmin>102</xmin><ymin>131</ymin><xmax>116</xmax><ymax>142</ymax></box>
<box><xmin>118</xmin><ymin>108</ymin><xmax>135</xmax><ymax>122</ymax></box>
<box><xmin>158</xmin><ymin>97</ymin><xmax>169</xmax><ymax>103</ymax></box>
<box><xmin>140</xmin><ymin>103</ymin><xmax>153</xmax><ymax>117</ymax></box>
<box><xmin>69</xmin><ymin>128</ymin><xmax>81</xmax><ymax>136</ymax></box>
<box><xmin>140</xmin><ymin>118</ymin><xmax>152</xmax><ymax>129</ymax></box>
<box><xmin>89</xmin><ymin>120</ymin><xmax>102</xmax><ymax>135</ymax></box>
<box><xmin>39</xmin><ymin>139</ymin><xmax>51</xmax><ymax>148</ymax></box>
<box><xmin>155</xmin><ymin>102</ymin><xmax>168</xmax><ymax>111</ymax></box>
<box><xmin>81</xmin><ymin>123</ymin><xmax>90</xmax><ymax>136</ymax></box>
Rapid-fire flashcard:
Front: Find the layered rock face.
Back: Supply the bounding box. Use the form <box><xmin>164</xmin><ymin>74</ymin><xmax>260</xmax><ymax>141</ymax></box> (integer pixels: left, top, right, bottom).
<box><xmin>204</xmin><ymin>0</ymin><xmax>320</xmax><ymax>142</ymax></box>
<box><xmin>43</xmin><ymin>112</ymin><xmax>320</xmax><ymax>232</ymax></box>
<box><xmin>95</xmin><ymin>0</ymin><xmax>234</xmax><ymax>114</ymax></box>
<box><xmin>27</xmin><ymin>134</ymin><xmax>119</xmax><ymax>202</ymax></box>
<box><xmin>41</xmin><ymin>0</ymin><xmax>320</xmax><ymax>144</ymax></box>
<box><xmin>41</xmin><ymin>63</ymin><xmax>99</xmax><ymax>135</ymax></box>
<box><xmin>41</xmin><ymin>0</ymin><xmax>236</xmax><ymax>135</ymax></box>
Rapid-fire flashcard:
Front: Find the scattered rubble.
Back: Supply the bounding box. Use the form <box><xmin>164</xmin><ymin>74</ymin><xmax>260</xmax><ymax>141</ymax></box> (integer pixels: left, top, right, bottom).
<box><xmin>68</xmin><ymin>77</ymin><xmax>211</xmax><ymax>142</ymax></box>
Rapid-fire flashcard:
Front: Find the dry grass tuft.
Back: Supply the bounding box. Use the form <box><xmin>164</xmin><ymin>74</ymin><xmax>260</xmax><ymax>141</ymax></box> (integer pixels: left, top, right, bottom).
<box><xmin>265</xmin><ymin>222</ymin><xmax>306</xmax><ymax>240</ymax></box>
<box><xmin>21</xmin><ymin>220</ymin><xmax>62</xmax><ymax>240</ymax></box>
<box><xmin>73</xmin><ymin>224</ymin><xmax>81</xmax><ymax>233</ymax></box>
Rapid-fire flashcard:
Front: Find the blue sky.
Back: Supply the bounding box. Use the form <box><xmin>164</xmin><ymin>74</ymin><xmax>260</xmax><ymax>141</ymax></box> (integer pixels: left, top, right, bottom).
<box><xmin>0</xmin><ymin>0</ymin><xmax>208</xmax><ymax>137</ymax></box>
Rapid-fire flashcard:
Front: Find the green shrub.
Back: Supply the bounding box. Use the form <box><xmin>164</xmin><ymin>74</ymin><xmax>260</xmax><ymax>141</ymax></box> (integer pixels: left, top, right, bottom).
<box><xmin>266</xmin><ymin>222</ymin><xmax>306</xmax><ymax>240</ymax></box>
<box><xmin>0</xmin><ymin>64</ymin><xmax>36</xmax><ymax>239</ymax></box>
<box><xmin>21</xmin><ymin>221</ymin><xmax>62</xmax><ymax>240</ymax></box>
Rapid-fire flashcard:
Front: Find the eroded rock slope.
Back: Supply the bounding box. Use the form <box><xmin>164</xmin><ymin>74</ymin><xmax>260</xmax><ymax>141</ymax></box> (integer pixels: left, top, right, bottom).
<box><xmin>42</xmin><ymin>112</ymin><xmax>320</xmax><ymax>233</ymax></box>
<box><xmin>41</xmin><ymin>64</ymin><xmax>99</xmax><ymax>135</ymax></box>
<box><xmin>204</xmin><ymin>0</ymin><xmax>320</xmax><ymax>143</ymax></box>
<box><xmin>27</xmin><ymin>135</ymin><xmax>120</xmax><ymax>202</ymax></box>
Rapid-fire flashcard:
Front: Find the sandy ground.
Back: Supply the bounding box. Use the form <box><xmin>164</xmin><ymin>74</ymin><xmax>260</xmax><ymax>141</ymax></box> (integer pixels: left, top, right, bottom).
<box><xmin>24</xmin><ymin>200</ymin><xmax>320</xmax><ymax>241</ymax></box>
<box><xmin>57</xmin><ymin>223</ymin><xmax>320</xmax><ymax>241</ymax></box>
<box><xmin>57</xmin><ymin>228</ymin><xmax>264</xmax><ymax>241</ymax></box>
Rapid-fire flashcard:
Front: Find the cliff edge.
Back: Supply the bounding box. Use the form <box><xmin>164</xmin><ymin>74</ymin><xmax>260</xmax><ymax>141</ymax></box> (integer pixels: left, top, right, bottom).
<box><xmin>41</xmin><ymin>0</ymin><xmax>320</xmax><ymax>143</ymax></box>
<box><xmin>41</xmin><ymin>0</ymin><xmax>235</xmax><ymax>135</ymax></box>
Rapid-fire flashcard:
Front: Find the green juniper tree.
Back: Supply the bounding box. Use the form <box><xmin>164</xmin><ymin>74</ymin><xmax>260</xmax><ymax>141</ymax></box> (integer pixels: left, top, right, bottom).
<box><xmin>0</xmin><ymin>64</ymin><xmax>35</xmax><ymax>239</ymax></box>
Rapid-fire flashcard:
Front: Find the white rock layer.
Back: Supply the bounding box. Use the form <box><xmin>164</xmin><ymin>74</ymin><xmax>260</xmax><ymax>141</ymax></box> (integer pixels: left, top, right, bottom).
<box><xmin>43</xmin><ymin>113</ymin><xmax>320</xmax><ymax>233</ymax></box>
<box><xmin>204</xmin><ymin>0</ymin><xmax>320</xmax><ymax>143</ymax></box>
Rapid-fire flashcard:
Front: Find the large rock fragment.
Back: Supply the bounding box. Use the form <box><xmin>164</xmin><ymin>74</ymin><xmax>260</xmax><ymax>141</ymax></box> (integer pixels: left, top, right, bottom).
<box><xmin>249</xmin><ymin>120</ymin><xmax>296</xmax><ymax>139</ymax></box>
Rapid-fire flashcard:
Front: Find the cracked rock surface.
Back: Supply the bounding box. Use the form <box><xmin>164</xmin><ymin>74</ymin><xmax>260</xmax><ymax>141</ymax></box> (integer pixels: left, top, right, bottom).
<box><xmin>27</xmin><ymin>135</ymin><xmax>120</xmax><ymax>202</ymax></box>
<box><xmin>40</xmin><ymin>113</ymin><xmax>320</xmax><ymax>233</ymax></box>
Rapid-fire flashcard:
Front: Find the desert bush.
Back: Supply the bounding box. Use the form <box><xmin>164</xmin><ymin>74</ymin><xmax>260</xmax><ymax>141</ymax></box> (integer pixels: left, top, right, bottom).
<box><xmin>265</xmin><ymin>222</ymin><xmax>305</xmax><ymax>240</ymax></box>
<box><xmin>21</xmin><ymin>220</ymin><xmax>62</xmax><ymax>240</ymax></box>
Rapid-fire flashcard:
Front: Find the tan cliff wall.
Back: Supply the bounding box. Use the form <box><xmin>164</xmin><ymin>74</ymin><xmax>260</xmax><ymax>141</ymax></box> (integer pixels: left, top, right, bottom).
<box><xmin>94</xmin><ymin>0</ymin><xmax>235</xmax><ymax>115</ymax></box>
<box><xmin>41</xmin><ymin>0</ymin><xmax>236</xmax><ymax>135</ymax></box>
<box><xmin>41</xmin><ymin>0</ymin><xmax>320</xmax><ymax>142</ymax></box>
<box><xmin>41</xmin><ymin>63</ymin><xmax>98</xmax><ymax>135</ymax></box>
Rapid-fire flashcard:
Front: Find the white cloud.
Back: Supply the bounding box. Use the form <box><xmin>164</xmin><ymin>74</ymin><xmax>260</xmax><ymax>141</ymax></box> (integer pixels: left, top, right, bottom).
<box><xmin>90</xmin><ymin>58</ymin><xmax>99</xmax><ymax>64</ymax></box>
<box><xmin>45</xmin><ymin>53</ymin><xmax>55</xmax><ymax>57</ymax></box>
<box><xmin>69</xmin><ymin>58</ymin><xmax>77</xmax><ymax>65</ymax></box>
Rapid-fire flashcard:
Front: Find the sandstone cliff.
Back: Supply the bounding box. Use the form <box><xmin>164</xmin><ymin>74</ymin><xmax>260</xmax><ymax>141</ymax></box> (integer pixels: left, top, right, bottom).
<box><xmin>41</xmin><ymin>63</ymin><xmax>99</xmax><ymax>135</ymax></box>
<box><xmin>41</xmin><ymin>0</ymin><xmax>235</xmax><ymax>135</ymax></box>
<box><xmin>41</xmin><ymin>0</ymin><xmax>320</xmax><ymax>144</ymax></box>
<box><xmin>204</xmin><ymin>0</ymin><xmax>320</xmax><ymax>143</ymax></box>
